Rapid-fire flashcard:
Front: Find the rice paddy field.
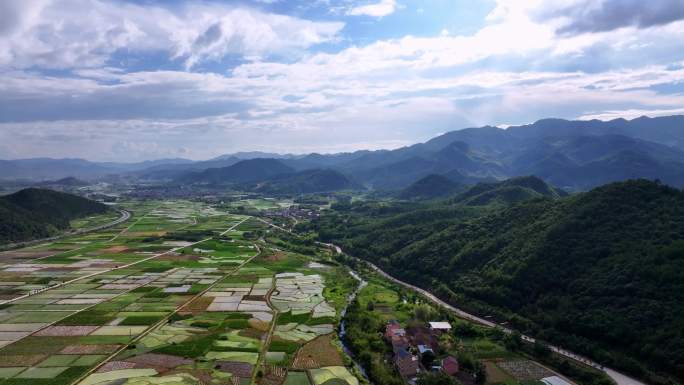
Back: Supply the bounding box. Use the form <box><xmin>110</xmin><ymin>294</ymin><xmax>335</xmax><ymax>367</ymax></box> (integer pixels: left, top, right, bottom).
<box><xmin>0</xmin><ymin>200</ymin><xmax>362</xmax><ymax>385</ymax></box>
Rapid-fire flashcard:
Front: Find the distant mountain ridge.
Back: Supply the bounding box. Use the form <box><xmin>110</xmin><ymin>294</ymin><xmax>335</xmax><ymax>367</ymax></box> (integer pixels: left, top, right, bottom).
<box><xmin>182</xmin><ymin>158</ymin><xmax>295</xmax><ymax>184</ymax></box>
<box><xmin>453</xmin><ymin>176</ymin><xmax>566</xmax><ymax>206</ymax></box>
<box><xmin>0</xmin><ymin>188</ymin><xmax>110</xmax><ymax>244</ymax></box>
<box><xmin>399</xmin><ymin>174</ymin><xmax>464</xmax><ymax>199</ymax></box>
<box><xmin>180</xmin><ymin>159</ymin><xmax>358</xmax><ymax>194</ymax></box>
<box><xmin>3</xmin><ymin>115</ymin><xmax>684</xmax><ymax>191</ymax></box>
<box><xmin>311</xmin><ymin>179</ymin><xmax>684</xmax><ymax>384</ymax></box>
<box><xmin>252</xmin><ymin>169</ymin><xmax>359</xmax><ymax>194</ymax></box>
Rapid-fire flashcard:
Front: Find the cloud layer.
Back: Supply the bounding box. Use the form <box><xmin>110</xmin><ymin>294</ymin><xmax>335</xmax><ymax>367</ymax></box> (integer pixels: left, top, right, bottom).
<box><xmin>1</xmin><ymin>0</ymin><xmax>684</xmax><ymax>161</ymax></box>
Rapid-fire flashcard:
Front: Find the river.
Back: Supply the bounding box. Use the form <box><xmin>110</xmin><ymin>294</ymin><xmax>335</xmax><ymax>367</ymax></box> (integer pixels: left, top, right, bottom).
<box><xmin>338</xmin><ymin>269</ymin><xmax>372</xmax><ymax>383</ymax></box>
<box><xmin>261</xmin><ymin>219</ymin><xmax>648</xmax><ymax>385</ymax></box>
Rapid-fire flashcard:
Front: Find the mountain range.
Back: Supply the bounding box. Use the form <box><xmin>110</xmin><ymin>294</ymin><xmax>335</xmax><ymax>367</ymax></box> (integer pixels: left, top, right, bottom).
<box><xmin>309</xmin><ymin>178</ymin><xmax>684</xmax><ymax>385</ymax></box>
<box><xmin>3</xmin><ymin>115</ymin><xmax>684</xmax><ymax>191</ymax></box>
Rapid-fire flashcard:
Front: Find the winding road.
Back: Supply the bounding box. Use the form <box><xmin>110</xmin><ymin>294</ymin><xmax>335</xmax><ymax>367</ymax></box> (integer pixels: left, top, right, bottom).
<box><xmin>1</xmin><ymin>208</ymin><xmax>131</xmax><ymax>251</ymax></box>
<box><xmin>257</xmin><ymin>216</ymin><xmax>648</xmax><ymax>385</ymax></box>
<box><xmin>345</xmin><ymin>249</ymin><xmax>647</xmax><ymax>385</ymax></box>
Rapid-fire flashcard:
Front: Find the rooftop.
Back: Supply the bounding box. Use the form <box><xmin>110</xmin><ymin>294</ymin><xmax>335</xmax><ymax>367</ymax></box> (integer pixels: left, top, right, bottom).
<box><xmin>429</xmin><ymin>321</ymin><xmax>452</xmax><ymax>330</ymax></box>
<box><xmin>541</xmin><ymin>376</ymin><xmax>573</xmax><ymax>385</ymax></box>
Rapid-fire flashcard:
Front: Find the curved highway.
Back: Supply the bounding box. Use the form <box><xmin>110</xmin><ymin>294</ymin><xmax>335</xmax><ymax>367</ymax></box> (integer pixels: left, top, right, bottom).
<box><xmin>1</xmin><ymin>208</ymin><xmax>131</xmax><ymax>251</ymax></box>
<box><xmin>349</xmin><ymin>250</ymin><xmax>647</xmax><ymax>385</ymax></box>
<box><xmin>255</xmin><ymin>218</ymin><xmax>648</xmax><ymax>385</ymax></box>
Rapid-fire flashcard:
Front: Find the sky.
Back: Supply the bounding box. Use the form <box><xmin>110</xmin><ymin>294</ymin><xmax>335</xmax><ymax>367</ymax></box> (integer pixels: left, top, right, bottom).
<box><xmin>2</xmin><ymin>0</ymin><xmax>684</xmax><ymax>161</ymax></box>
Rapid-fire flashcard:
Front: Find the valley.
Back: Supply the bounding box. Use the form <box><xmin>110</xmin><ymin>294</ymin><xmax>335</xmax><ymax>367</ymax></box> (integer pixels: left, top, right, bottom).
<box><xmin>0</xmin><ymin>199</ymin><xmax>362</xmax><ymax>385</ymax></box>
<box><xmin>5</xmin><ymin>3</ymin><xmax>684</xmax><ymax>385</ymax></box>
<box><xmin>0</xmin><ymin>194</ymin><xmax>633</xmax><ymax>385</ymax></box>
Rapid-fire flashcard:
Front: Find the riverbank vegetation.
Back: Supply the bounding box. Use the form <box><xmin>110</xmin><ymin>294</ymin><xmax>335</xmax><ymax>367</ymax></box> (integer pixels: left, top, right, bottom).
<box><xmin>304</xmin><ymin>179</ymin><xmax>684</xmax><ymax>385</ymax></box>
<box><xmin>342</xmin><ymin>264</ymin><xmax>612</xmax><ymax>385</ymax></box>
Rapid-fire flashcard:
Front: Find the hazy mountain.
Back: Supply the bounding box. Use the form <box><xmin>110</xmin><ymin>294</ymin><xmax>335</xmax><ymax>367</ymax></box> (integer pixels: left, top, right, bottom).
<box><xmin>182</xmin><ymin>158</ymin><xmax>295</xmax><ymax>184</ymax></box>
<box><xmin>312</xmin><ymin>179</ymin><xmax>684</xmax><ymax>383</ymax></box>
<box><xmin>4</xmin><ymin>116</ymin><xmax>684</xmax><ymax>190</ymax></box>
<box><xmin>337</xmin><ymin>116</ymin><xmax>684</xmax><ymax>190</ymax></box>
<box><xmin>211</xmin><ymin>152</ymin><xmax>296</xmax><ymax>161</ymax></box>
<box><xmin>453</xmin><ymin>175</ymin><xmax>565</xmax><ymax>206</ymax></box>
<box><xmin>252</xmin><ymin>169</ymin><xmax>360</xmax><ymax>194</ymax></box>
<box><xmin>0</xmin><ymin>188</ymin><xmax>109</xmax><ymax>243</ymax></box>
<box><xmin>133</xmin><ymin>157</ymin><xmax>242</xmax><ymax>180</ymax></box>
<box><xmin>399</xmin><ymin>174</ymin><xmax>464</xmax><ymax>200</ymax></box>
<box><xmin>37</xmin><ymin>177</ymin><xmax>89</xmax><ymax>187</ymax></box>
<box><xmin>0</xmin><ymin>157</ymin><xmax>193</xmax><ymax>181</ymax></box>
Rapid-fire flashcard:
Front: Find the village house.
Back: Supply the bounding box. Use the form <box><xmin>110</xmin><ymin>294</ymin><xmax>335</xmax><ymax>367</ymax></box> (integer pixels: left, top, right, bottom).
<box><xmin>395</xmin><ymin>349</ymin><xmax>420</xmax><ymax>384</ymax></box>
<box><xmin>417</xmin><ymin>344</ymin><xmax>434</xmax><ymax>357</ymax></box>
<box><xmin>442</xmin><ymin>356</ymin><xmax>460</xmax><ymax>376</ymax></box>
<box><xmin>406</xmin><ymin>326</ymin><xmax>440</xmax><ymax>351</ymax></box>
<box><xmin>429</xmin><ymin>321</ymin><xmax>452</xmax><ymax>333</ymax></box>
<box><xmin>385</xmin><ymin>320</ymin><xmax>406</xmax><ymax>340</ymax></box>
<box><xmin>386</xmin><ymin>321</ymin><xmax>421</xmax><ymax>383</ymax></box>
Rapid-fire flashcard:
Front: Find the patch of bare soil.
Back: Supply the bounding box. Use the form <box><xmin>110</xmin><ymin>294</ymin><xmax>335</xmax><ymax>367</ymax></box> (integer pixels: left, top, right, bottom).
<box><xmin>292</xmin><ymin>334</ymin><xmax>344</xmax><ymax>369</ymax></box>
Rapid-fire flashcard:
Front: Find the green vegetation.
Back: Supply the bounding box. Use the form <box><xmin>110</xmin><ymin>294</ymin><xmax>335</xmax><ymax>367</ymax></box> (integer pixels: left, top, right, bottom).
<box><xmin>308</xmin><ymin>179</ymin><xmax>684</xmax><ymax>385</ymax></box>
<box><xmin>0</xmin><ymin>188</ymin><xmax>110</xmax><ymax>243</ymax></box>
<box><xmin>399</xmin><ymin>174</ymin><xmax>464</xmax><ymax>200</ymax></box>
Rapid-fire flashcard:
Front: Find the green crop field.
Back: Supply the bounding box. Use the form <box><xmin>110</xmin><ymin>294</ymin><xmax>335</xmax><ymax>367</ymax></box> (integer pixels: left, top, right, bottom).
<box><xmin>0</xmin><ymin>199</ymin><xmax>365</xmax><ymax>385</ymax></box>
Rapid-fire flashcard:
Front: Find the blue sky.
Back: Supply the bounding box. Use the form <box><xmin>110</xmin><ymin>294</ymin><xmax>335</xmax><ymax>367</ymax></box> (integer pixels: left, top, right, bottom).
<box><xmin>1</xmin><ymin>0</ymin><xmax>684</xmax><ymax>161</ymax></box>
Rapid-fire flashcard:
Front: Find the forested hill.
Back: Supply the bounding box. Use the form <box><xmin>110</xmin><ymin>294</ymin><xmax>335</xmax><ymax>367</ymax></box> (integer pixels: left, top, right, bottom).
<box><xmin>0</xmin><ymin>188</ymin><xmax>110</xmax><ymax>244</ymax></box>
<box><xmin>306</xmin><ymin>179</ymin><xmax>684</xmax><ymax>385</ymax></box>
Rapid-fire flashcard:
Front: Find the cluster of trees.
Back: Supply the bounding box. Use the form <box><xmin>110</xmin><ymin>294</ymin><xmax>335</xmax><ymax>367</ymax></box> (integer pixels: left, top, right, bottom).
<box><xmin>342</xmin><ymin>298</ymin><xmax>404</xmax><ymax>385</ymax></box>
<box><xmin>306</xmin><ymin>179</ymin><xmax>684</xmax><ymax>385</ymax></box>
<box><xmin>0</xmin><ymin>188</ymin><xmax>110</xmax><ymax>243</ymax></box>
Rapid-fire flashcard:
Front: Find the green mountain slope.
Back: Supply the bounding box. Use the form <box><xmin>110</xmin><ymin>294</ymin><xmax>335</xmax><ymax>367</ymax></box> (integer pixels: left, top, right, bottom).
<box><xmin>309</xmin><ymin>179</ymin><xmax>684</xmax><ymax>384</ymax></box>
<box><xmin>182</xmin><ymin>158</ymin><xmax>294</xmax><ymax>184</ymax></box>
<box><xmin>454</xmin><ymin>176</ymin><xmax>565</xmax><ymax>206</ymax></box>
<box><xmin>399</xmin><ymin>174</ymin><xmax>464</xmax><ymax>199</ymax></box>
<box><xmin>0</xmin><ymin>188</ymin><xmax>110</xmax><ymax>244</ymax></box>
<box><xmin>252</xmin><ymin>169</ymin><xmax>359</xmax><ymax>194</ymax></box>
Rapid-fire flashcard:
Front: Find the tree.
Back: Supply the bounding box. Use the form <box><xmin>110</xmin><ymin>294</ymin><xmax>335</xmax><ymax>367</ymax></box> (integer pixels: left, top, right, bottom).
<box><xmin>504</xmin><ymin>331</ymin><xmax>523</xmax><ymax>351</ymax></box>
<box><xmin>417</xmin><ymin>372</ymin><xmax>460</xmax><ymax>385</ymax></box>
<box><xmin>421</xmin><ymin>350</ymin><xmax>436</xmax><ymax>368</ymax></box>
<box><xmin>534</xmin><ymin>339</ymin><xmax>551</xmax><ymax>357</ymax></box>
<box><xmin>414</xmin><ymin>304</ymin><xmax>432</xmax><ymax>322</ymax></box>
<box><xmin>474</xmin><ymin>361</ymin><xmax>487</xmax><ymax>385</ymax></box>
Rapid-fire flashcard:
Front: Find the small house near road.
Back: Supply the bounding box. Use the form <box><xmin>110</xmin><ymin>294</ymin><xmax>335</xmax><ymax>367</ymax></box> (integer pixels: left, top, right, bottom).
<box><xmin>541</xmin><ymin>376</ymin><xmax>573</xmax><ymax>385</ymax></box>
<box><xmin>428</xmin><ymin>321</ymin><xmax>452</xmax><ymax>332</ymax></box>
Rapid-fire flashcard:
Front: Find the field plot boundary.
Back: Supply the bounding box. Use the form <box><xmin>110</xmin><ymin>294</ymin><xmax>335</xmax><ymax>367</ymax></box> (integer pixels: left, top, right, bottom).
<box><xmin>71</xmin><ymin>217</ymin><xmax>259</xmax><ymax>385</ymax></box>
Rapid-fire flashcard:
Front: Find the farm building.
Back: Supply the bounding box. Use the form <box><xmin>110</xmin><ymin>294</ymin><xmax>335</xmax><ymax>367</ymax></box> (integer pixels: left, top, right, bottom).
<box><xmin>428</xmin><ymin>321</ymin><xmax>452</xmax><ymax>332</ymax></box>
<box><xmin>406</xmin><ymin>326</ymin><xmax>439</xmax><ymax>351</ymax></box>
<box><xmin>417</xmin><ymin>344</ymin><xmax>434</xmax><ymax>356</ymax></box>
<box><xmin>385</xmin><ymin>320</ymin><xmax>406</xmax><ymax>340</ymax></box>
<box><xmin>395</xmin><ymin>349</ymin><xmax>420</xmax><ymax>382</ymax></box>
<box><xmin>541</xmin><ymin>376</ymin><xmax>573</xmax><ymax>385</ymax></box>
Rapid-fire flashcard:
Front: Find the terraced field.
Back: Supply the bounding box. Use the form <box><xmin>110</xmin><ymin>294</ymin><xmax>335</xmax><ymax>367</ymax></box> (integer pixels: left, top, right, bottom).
<box><xmin>0</xmin><ymin>200</ymin><xmax>362</xmax><ymax>385</ymax></box>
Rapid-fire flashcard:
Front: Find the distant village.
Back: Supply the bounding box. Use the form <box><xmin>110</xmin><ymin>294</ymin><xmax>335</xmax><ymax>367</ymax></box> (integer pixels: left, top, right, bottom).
<box><xmin>263</xmin><ymin>205</ymin><xmax>321</xmax><ymax>220</ymax></box>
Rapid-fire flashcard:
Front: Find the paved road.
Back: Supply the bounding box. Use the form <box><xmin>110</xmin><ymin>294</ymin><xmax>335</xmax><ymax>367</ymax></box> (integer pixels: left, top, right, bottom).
<box><xmin>257</xmin><ymin>216</ymin><xmax>649</xmax><ymax>385</ymax></box>
<box><xmin>2</xmin><ymin>216</ymin><xmax>248</xmax><ymax>306</ymax></box>
<box><xmin>353</xmin><ymin>252</ymin><xmax>648</xmax><ymax>385</ymax></box>
<box><xmin>1</xmin><ymin>208</ymin><xmax>131</xmax><ymax>251</ymax></box>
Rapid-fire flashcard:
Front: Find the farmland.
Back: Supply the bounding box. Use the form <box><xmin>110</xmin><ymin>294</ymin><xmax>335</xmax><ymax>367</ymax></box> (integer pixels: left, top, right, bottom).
<box><xmin>0</xmin><ymin>199</ymin><xmax>361</xmax><ymax>385</ymax></box>
<box><xmin>0</xmin><ymin>196</ymin><xmax>610</xmax><ymax>385</ymax></box>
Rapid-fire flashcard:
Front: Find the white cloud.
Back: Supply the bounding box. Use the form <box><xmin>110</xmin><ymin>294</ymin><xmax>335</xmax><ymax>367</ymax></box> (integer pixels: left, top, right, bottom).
<box><xmin>3</xmin><ymin>0</ymin><xmax>684</xmax><ymax>159</ymax></box>
<box><xmin>348</xmin><ymin>0</ymin><xmax>398</xmax><ymax>17</ymax></box>
<box><xmin>174</xmin><ymin>8</ymin><xmax>343</xmax><ymax>69</ymax></box>
<box><xmin>578</xmin><ymin>107</ymin><xmax>684</xmax><ymax>121</ymax></box>
<box><xmin>0</xmin><ymin>0</ymin><xmax>344</xmax><ymax>69</ymax></box>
